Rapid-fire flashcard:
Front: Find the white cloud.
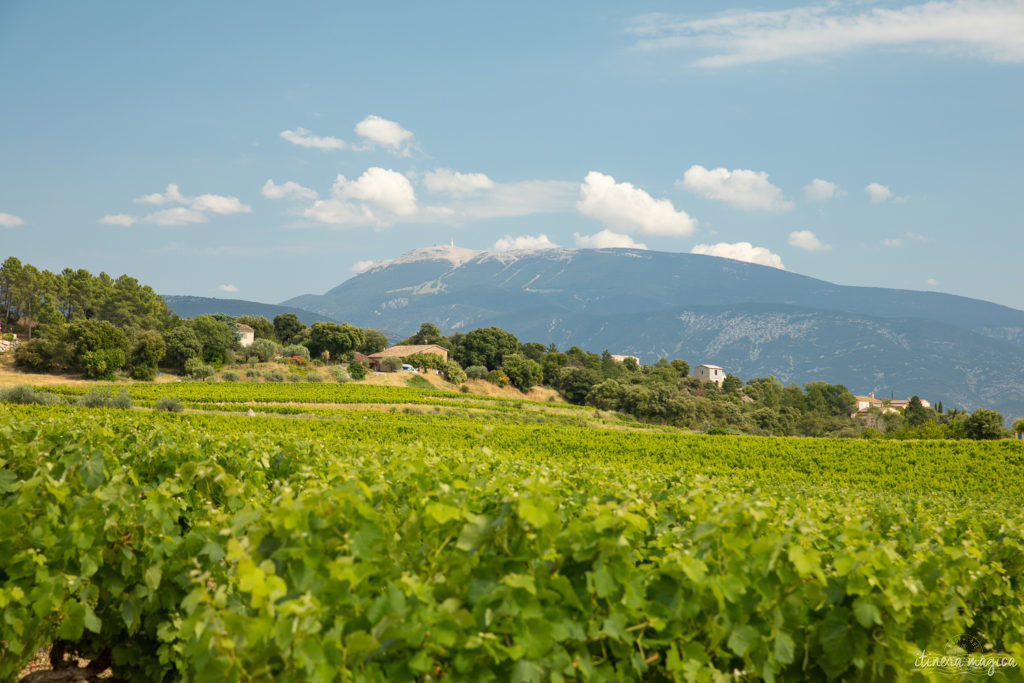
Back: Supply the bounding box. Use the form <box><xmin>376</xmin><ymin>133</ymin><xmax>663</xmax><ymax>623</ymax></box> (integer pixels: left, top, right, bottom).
<box><xmin>883</xmin><ymin>238</ymin><xmax>902</xmax><ymax>247</ymax></box>
<box><xmin>680</xmin><ymin>165</ymin><xmax>793</xmax><ymax>211</ymax></box>
<box><xmin>424</xmin><ymin>168</ymin><xmax>495</xmax><ymax>194</ymax></box>
<box><xmin>190</xmin><ymin>194</ymin><xmax>251</xmax><ymax>215</ymax></box>
<box><xmin>691</xmin><ymin>241</ymin><xmax>786</xmax><ymax>269</ymax></box>
<box><xmin>144</xmin><ymin>207</ymin><xmax>208</xmax><ymax>226</ymax></box>
<box><xmin>0</xmin><ymin>212</ymin><xmax>25</xmax><ymax>227</ymax></box>
<box><xmin>351</xmin><ymin>260</ymin><xmax>376</xmax><ymax>274</ymax></box>
<box><xmin>333</xmin><ymin>167</ymin><xmax>417</xmax><ymax>216</ymax></box>
<box><xmin>573</xmin><ymin>230</ymin><xmax>648</xmax><ymax>250</ymax></box>
<box><xmin>865</xmin><ymin>182</ymin><xmax>894</xmax><ymax>203</ymax></box>
<box><xmin>261</xmin><ymin>179</ymin><xmax>318</xmax><ymax>201</ymax></box>
<box><xmin>927</xmin><ymin>277</ymin><xmax>939</xmax><ymax>286</ymax></box>
<box><xmin>629</xmin><ymin>1</ymin><xmax>1024</xmax><ymax>67</ymax></box>
<box><xmin>303</xmin><ymin>199</ymin><xmax>376</xmax><ymax>226</ymax></box>
<box><xmin>803</xmin><ymin>178</ymin><xmax>844</xmax><ymax>202</ymax></box>
<box><xmin>217</xmin><ymin>284</ymin><xmax>239</xmax><ymax>293</ymax></box>
<box><xmin>280</xmin><ymin>127</ymin><xmax>349</xmax><ymax>151</ymax></box>
<box><xmin>906</xmin><ymin>232</ymin><xmax>929</xmax><ymax>242</ymax></box>
<box><xmin>135</xmin><ymin>183</ymin><xmax>185</xmax><ymax>205</ymax></box>
<box><xmin>492</xmin><ymin>234</ymin><xmax>559</xmax><ymax>251</ymax></box>
<box><xmin>577</xmin><ymin>171</ymin><xmax>696</xmax><ymax>236</ymax></box>
<box><xmin>788</xmin><ymin>230</ymin><xmax>831</xmax><ymax>251</ymax></box>
<box><xmin>354</xmin><ymin>115</ymin><xmax>415</xmax><ymax>153</ymax></box>
<box><xmin>98</xmin><ymin>214</ymin><xmax>136</xmax><ymax>227</ymax></box>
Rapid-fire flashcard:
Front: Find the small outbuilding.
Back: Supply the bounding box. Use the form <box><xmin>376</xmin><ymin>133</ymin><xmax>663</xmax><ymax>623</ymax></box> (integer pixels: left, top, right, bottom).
<box><xmin>236</xmin><ymin>323</ymin><xmax>255</xmax><ymax>347</ymax></box>
<box><xmin>694</xmin><ymin>363</ymin><xmax>725</xmax><ymax>386</ymax></box>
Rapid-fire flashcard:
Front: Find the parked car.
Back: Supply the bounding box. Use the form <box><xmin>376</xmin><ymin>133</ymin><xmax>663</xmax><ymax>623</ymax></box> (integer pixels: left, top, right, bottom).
<box><xmin>401</xmin><ymin>363</ymin><xmax>419</xmax><ymax>373</ymax></box>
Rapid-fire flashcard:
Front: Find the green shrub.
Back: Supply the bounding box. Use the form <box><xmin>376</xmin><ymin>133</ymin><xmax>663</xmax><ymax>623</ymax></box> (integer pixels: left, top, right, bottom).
<box><xmin>184</xmin><ymin>357</ymin><xmax>203</xmax><ymax>376</ymax></box>
<box><xmin>460</xmin><ymin>385</ymin><xmax>471</xmax><ymax>394</ymax></box>
<box><xmin>0</xmin><ymin>385</ymin><xmax>65</xmax><ymax>405</ymax></box>
<box><xmin>153</xmin><ymin>396</ymin><xmax>184</xmax><ymax>413</ymax></box>
<box><xmin>330</xmin><ymin>367</ymin><xmax>350</xmax><ymax>383</ymax></box>
<box><xmin>265</xmin><ymin>369</ymin><xmax>285</xmax><ymax>382</ymax></box>
<box><xmin>246</xmin><ymin>338</ymin><xmax>278</xmax><ymax>363</ymax></box>
<box><xmin>466</xmin><ymin>365</ymin><xmax>488</xmax><ymax>380</ymax></box>
<box><xmin>282</xmin><ymin>344</ymin><xmax>310</xmax><ymax>360</ymax></box>
<box><xmin>190</xmin><ymin>364</ymin><xmax>216</xmax><ymax>380</ymax></box>
<box><xmin>81</xmin><ymin>348</ymin><xmax>126</xmax><ymax>380</ymax></box>
<box><xmin>130</xmin><ymin>364</ymin><xmax>157</xmax><ymax>381</ymax></box>
<box><xmin>444</xmin><ymin>361</ymin><xmax>467</xmax><ymax>384</ymax></box>
<box><xmin>306</xmin><ymin>371</ymin><xmax>324</xmax><ymax>383</ymax></box>
<box><xmin>381</xmin><ymin>356</ymin><xmax>404</xmax><ymax>372</ymax></box>
<box><xmin>347</xmin><ymin>362</ymin><xmax>367</xmax><ymax>381</ymax></box>
<box><xmin>76</xmin><ymin>387</ymin><xmax>132</xmax><ymax>410</ymax></box>
<box><xmin>222</xmin><ymin>370</ymin><xmax>241</xmax><ymax>382</ymax></box>
<box><xmin>288</xmin><ymin>372</ymin><xmax>303</xmax><ymax>383</ymax></box>
<box><xmin>486</xmin><ymin>369</ymin><xmax>510</xmax><ymax>388</ymax></box>
<box><xmin>246</xmin><ymin>369</ymin><xmax>261</xmax><ymax>380</ymax></box>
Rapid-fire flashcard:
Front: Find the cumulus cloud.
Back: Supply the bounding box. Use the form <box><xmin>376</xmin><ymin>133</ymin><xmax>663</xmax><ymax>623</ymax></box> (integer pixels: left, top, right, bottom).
<box><xmin>690</xmin><ymin>241</ymin><xmax>785</xmax><ymax>269</ymax></box>
<box><xmin>788</xmin><ymin>230</ymin><xmax>831</xmax><ymax>251</ymax></box>
<box><xmin>303</xmin><ymin>199</ymin><xmax>376</xmax><ymax>226</ymax></box>
<box><xmin>135</xmin><ymin>183</ymin><xmax>186</xmax><ymax>205</ymax></box>
<box><xmin>144</xmin><ymin>207</ymin><xmax>209</xmax><ymax>226</ymax></box>
<box><xmin>424</xmin><ymin>168</ymin><xmax>495</xmax><ymax>195</ymax></box>
<box><xmin>680</xmin><ymin>165</ymin><xmax>793</xmax><ymax>211</ymax></box>
<box><xmin>191</xmin><ymin>194</ymin><xmax>251</xmax><ymax>215</ymax></box>
<box><xmin>333</xmin><ymin>167</ymin><xmax>417</xmax><ymax>216</ymax></box>
<box><xmin>803</xmin><ymin>178</ymin><xmax>844</xmax><ymax>202</ymax></box>
<box><xmin>492</xmin><ymin>234</ymin><xmax>559</xmax><ymax>251</ymax></box>
<box><xmin>573</xmin><ymin>230</ymin><xmax>648</xmax><ymax>250</ymax></box>
<box><xmin>577</xmin><ymin>171</ymin><xmax>696</xmax><ymax>236</ymax></box>
<box><xmin>865</xmin><ymin>182</ymin><xmax>894</xmax><ymax>203</ymax></box>
<box><xmin>122</xmin><ymin>183</ymin><xmax>250</xmax><ymax>224</ymax></box>
<box><xmin>0</xmin><ymin>212</ymin><xmax>25</xmax><ymax>227</ymax></box>
<box><xmin>280</xmin><ymin>127</ymin><xmax>349</xmax><ymax>151</ymax></box>
<box><xmin>351</xmin><ymin>260</ymin><xmax>376</xmax><ymax>274</ymax></box>
<box><xmin>355</xmin><ymin>115</ymin><xmax>415</xmax><ymax>153</ymax></box>
<box><xmin>628</xmin><ymin>1</ymin><xmax>1024</xmax><ymax>67</ymax></box>
<box><xmin>261</xmin><ymin>179</ymin><xmax>318</xmax><ymax>201</ymax></box>
<box><xmin>217</xmin><ymin>284</ymin><xmax>239</xmax><ymax>293</ymax></box>
<box><xmin>98</xmin><ymin>214</ymin><xmax>136</xmax><ymax>227</ymax></box>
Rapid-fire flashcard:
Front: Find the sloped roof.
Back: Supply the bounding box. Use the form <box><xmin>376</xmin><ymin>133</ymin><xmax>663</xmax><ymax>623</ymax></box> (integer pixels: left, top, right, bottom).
<box><xmin>236</xmin><ymin>324</ymin><xmax>254</xmax><ymax>333</ymax></box>
<box><xmin>696</xmin><ymin>364</ymin><xmax>722</xmax><ymax>370</ymax></box>
<box><xmin>367</xmin><ymin>344</ymin><xmax>448</xmax><ymax>359</ymax></box>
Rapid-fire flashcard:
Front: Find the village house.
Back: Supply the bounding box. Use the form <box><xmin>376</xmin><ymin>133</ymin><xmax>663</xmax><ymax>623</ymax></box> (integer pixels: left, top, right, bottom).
<box><xmin>610</xmin><ymin>354</ymin><xmax>640</xmax><ymax>364</ymax></box>
<box><xmin>694</xmin><ymin>363</ymin><xmax>725</xmax><ymax>386</ymax></box>
<box><xmin>853</xmin><ymin>392</ymin><xmax>931</xmax><ymax>414</ymax></box>
<box><xmin>366</xmin><ymin>344</ymin><xmax>449</xmax><ymax>372</ymax></box>
<box><xmin>236</xmin><ymin>323</ymin><xmax>255</xmax><ymax>347</ymax></box>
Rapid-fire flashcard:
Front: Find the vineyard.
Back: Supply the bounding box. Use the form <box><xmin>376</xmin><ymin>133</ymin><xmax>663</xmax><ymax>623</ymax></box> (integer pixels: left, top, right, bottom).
<box><xmin>2</xmin><ymin>383</ymin><xmax>1024</xmax><ymax>680</ymax></box>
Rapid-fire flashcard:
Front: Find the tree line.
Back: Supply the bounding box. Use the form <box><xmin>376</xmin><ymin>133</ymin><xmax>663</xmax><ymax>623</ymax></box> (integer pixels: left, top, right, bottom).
<box><xmin>1</xmin><ymin>256</ymin><xmax>1012</xmax><ymax>438</ymax></box>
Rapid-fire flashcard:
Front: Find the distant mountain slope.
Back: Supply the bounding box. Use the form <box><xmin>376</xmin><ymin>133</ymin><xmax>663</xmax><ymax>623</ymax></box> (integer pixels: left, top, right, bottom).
<box><xmin>162</xmin><ymin>295</ymin><xmax>339</xmax><ymax>325</ymax></box>
<box><xmin>282</xmin><ymin>246</ymin><xmax>1024</xmax><ymax>419</ymax></box>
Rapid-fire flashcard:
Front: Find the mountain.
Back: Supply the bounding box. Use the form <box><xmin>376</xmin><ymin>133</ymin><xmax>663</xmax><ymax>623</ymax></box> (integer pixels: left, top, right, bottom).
<box><xmin>162</xmin><ymin>295</ymin><xmax>339</xmax><ymax>326</ymax></box>
<box><xmin>282</xmin><ymin>246</ymin><xmax>1024</xmax><ymax>420</ymax></box>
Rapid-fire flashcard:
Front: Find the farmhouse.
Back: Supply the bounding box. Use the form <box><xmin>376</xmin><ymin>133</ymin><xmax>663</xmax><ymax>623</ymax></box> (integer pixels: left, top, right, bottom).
<box><xmin>236</xmin><ymin>323</ymin><xmax>255</xmax><ymax>347</ymax></box>
<box><xmin>367</xmin><ymin>344</ymin><xmax>448</xmax><ymax>372</ymax></box>
<box><xmin>853</xmin><ymin>392</ymin><xmax>932</xmax><ymax>414</ymax></box>
<box><xmin>694</xmin><ymin>363</ymin><xmax>725</xmax><ymax>386</ymax></box>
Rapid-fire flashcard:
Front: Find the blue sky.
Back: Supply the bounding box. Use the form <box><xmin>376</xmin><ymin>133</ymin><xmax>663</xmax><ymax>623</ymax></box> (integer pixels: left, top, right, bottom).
<box><xmin>1</xmin><ymin>1</ymin><xmax>1022</xmax><ymax>309</ymax></box>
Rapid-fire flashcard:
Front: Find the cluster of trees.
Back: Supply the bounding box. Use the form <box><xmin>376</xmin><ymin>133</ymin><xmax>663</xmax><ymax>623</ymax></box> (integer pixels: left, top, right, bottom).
<box><xmin>392</xmin><ymin>321</ymin><xmax>1014</xmax><ymax>439</ymax></box>
<box><xmin>1</xmin><ymin>258</ymin><xmax>395</xmax><ymax>381</ymax></box>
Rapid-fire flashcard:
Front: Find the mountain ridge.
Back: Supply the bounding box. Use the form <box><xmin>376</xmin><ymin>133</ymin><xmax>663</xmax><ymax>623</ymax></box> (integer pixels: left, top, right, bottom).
<box><xmin>281</xmin><ymin>246</ymin><xmax>1024</xmax><ymax>420</ymax></box>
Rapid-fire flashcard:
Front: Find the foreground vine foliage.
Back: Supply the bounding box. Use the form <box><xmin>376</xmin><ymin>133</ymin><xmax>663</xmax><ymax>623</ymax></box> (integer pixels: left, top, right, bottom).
<box><xmin>2</xmin><ymin>402</ymin><xmax>1023</xmax><ymax>681</ymax></box>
